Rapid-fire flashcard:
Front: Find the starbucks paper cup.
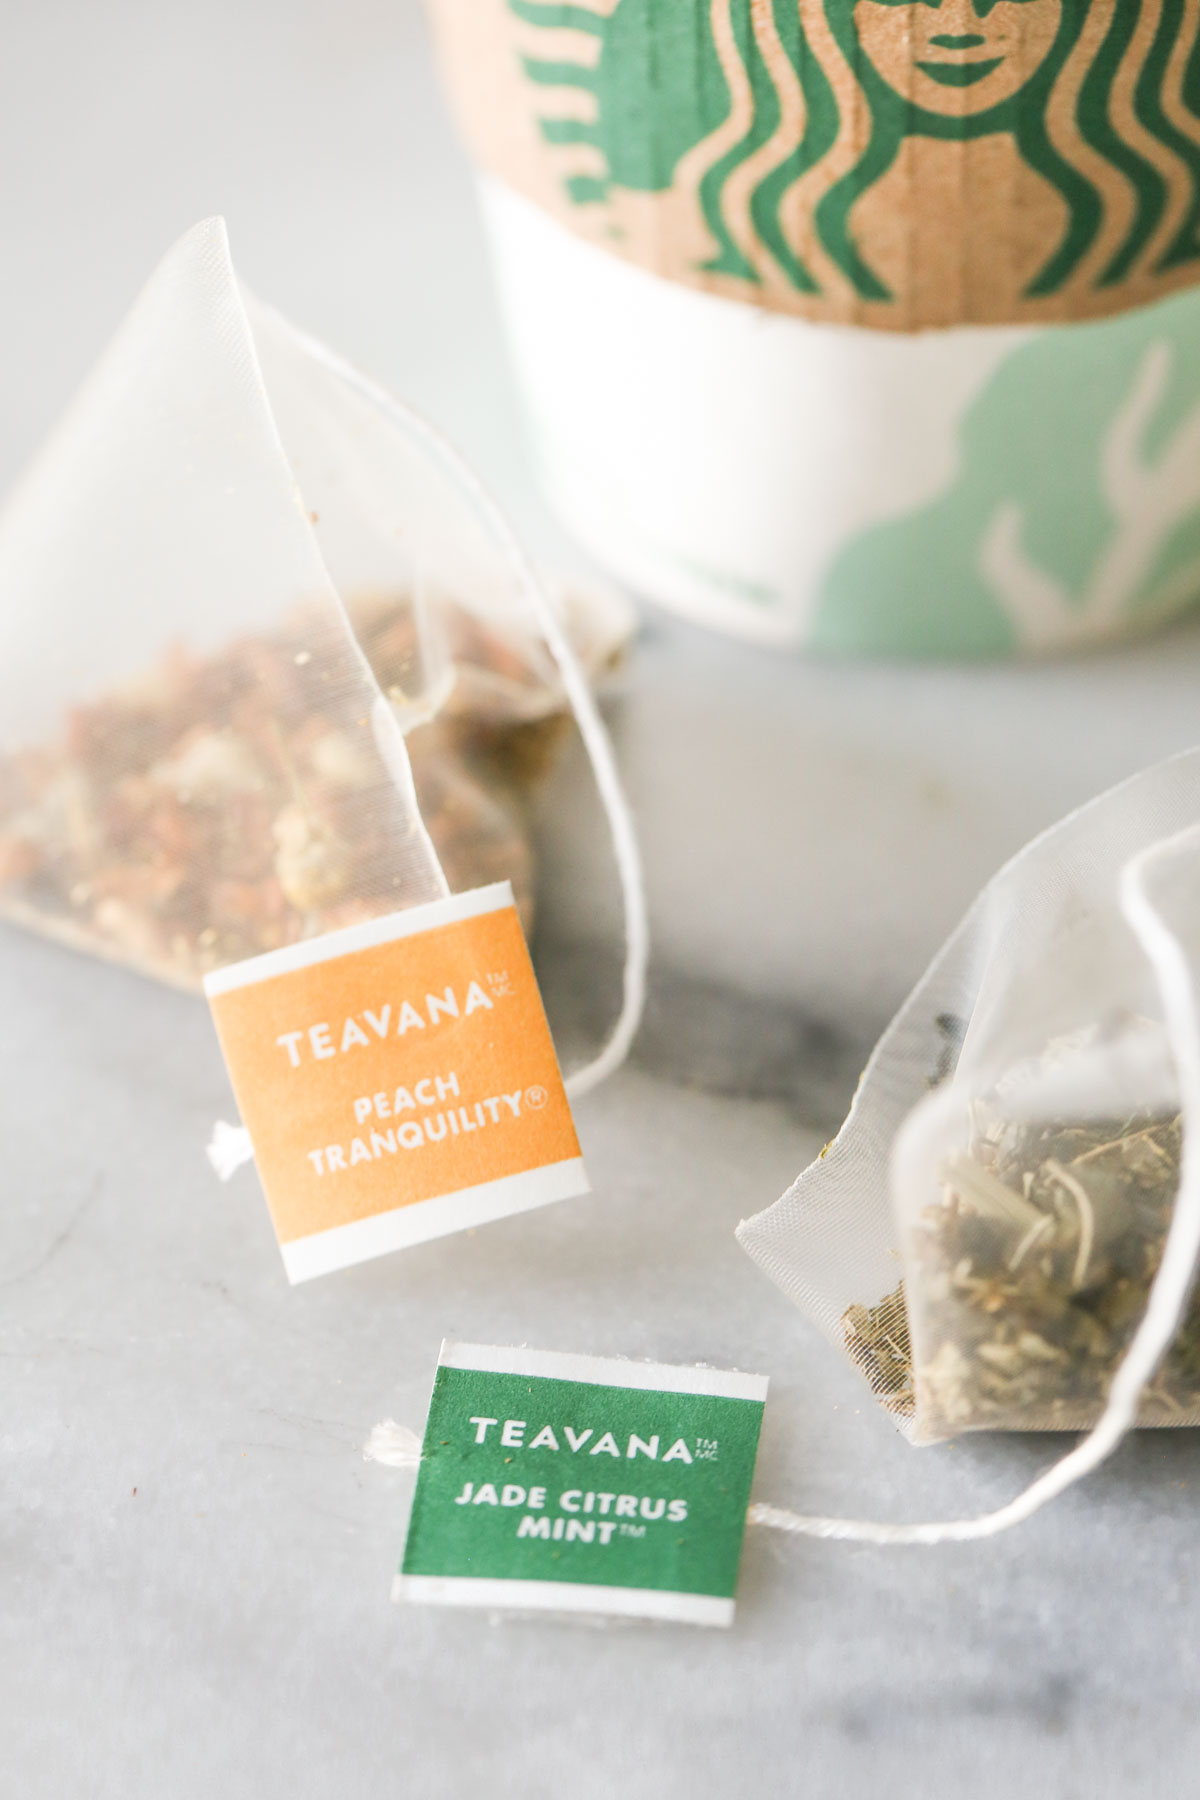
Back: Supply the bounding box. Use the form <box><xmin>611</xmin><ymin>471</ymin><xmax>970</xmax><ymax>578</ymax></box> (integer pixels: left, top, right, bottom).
<box><xmin>428</xmin><ymin>0</ymin><xmax>1200</xmax><ymax>656</ymax></box>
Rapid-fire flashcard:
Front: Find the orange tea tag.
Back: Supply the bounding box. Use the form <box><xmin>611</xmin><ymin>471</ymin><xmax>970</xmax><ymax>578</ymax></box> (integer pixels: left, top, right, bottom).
<box><xmin>204</xmin><ymin>883</ymin><xmax>587</xmax><ymax>1283</ymax></box>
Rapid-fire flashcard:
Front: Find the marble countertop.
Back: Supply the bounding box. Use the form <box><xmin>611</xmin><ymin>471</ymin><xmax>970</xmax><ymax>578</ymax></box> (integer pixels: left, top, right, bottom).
<box><xmin>5</xmin><ymin>3</ymin><xmax>1200</xmax><ymax>1794</ymax></box>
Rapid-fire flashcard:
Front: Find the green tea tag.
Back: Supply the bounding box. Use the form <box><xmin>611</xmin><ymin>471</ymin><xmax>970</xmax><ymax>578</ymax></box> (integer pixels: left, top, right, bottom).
<box><xmin>395</xmin><ymin>1341</ymin><xmax>768</xmax><ymax>1627</ymax></box>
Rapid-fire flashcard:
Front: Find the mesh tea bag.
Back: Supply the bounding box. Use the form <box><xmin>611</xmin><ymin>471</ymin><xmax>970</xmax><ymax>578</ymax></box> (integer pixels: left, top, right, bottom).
<box><xmin>0</xmin><ymin>218</ymin><xmax>634</xmax><ymax>993</ymax></box>
<box><xmin>739</xmin><ymin>752</ymin><xmax>1200</xmax><ymax>1449</ymax></box>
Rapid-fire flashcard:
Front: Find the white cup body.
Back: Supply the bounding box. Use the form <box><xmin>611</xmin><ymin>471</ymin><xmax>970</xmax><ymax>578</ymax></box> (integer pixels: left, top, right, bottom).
<box><xmin>480</xmin><ymin>177</ymin><xmax>1200</xmax><ymax>658</ymax></box>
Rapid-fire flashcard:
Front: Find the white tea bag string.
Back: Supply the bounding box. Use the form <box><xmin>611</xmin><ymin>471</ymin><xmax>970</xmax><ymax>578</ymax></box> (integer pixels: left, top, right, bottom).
<box><xmin>749</xmin><ymin>824</ymin><xmax>1200</xmax><ymax>1546</ymax></box>
<box><xmin>363</xmin><ymin>1420</ymin><xmax>423</xmax><ymax>1469</ymax></box>
<box><xmin>207</xmin><ymin>325</ymin><xmax>649</xmax><ymax>1183</ymax></box>
<box><xmin>207</xmin><ymin>1120</ymin><xmax>255</xmax><ymax>1182</ymax></box>
<box><xmin>272</xmin><ymin>318</ymin><xmax>649</xmax><ymax>1101</ymax></box>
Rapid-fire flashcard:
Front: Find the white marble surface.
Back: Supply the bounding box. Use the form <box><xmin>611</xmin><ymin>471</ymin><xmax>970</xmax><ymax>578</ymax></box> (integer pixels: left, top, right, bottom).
<box><xmin>5</xmin><ymin>2</ymin><xmax>1200</xmax><ymax>1794</ymax></box>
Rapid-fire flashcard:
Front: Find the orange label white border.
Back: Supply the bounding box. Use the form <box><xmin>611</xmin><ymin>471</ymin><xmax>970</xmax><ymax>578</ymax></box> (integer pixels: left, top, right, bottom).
<box><xmin>204</xmin><ymin>883</ymin><xmax>589</xmax><ymax>1284</ymax></box>
<box><xmin>279</xmin><ymin>1155</ymin><xmax>587</xmax><ymax>1283</ymax></box>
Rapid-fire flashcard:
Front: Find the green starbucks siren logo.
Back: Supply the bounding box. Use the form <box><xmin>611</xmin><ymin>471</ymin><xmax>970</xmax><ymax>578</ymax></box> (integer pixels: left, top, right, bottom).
<box><xmin>509</xmin><ymin>0</ymin><xmax>1200</xmax><ymax>303</ymax></box>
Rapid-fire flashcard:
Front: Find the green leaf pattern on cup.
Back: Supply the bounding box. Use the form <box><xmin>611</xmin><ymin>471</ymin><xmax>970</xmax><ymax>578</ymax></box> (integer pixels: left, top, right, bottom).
<box><xmin>812</xmin><ymin>286</ymin><xmax>1200</xmax><ymax>653</ymax></box>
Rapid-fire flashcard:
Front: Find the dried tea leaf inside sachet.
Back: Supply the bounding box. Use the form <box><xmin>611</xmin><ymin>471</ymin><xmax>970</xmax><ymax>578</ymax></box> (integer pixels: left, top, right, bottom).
<box><xmin>739</xmin><ymin>751</ymin><xmax>1200</xmax><ymax>1443</ymax></box>
<box><xmin>0</xmin><ymin>218</ymin><xmax>632</xmax><ymax>992</ymax></box>
<box><xmin>894</xmin><ymin>1027</ymin><xmax>1200</xmax><ymax>1440</ymax></box>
